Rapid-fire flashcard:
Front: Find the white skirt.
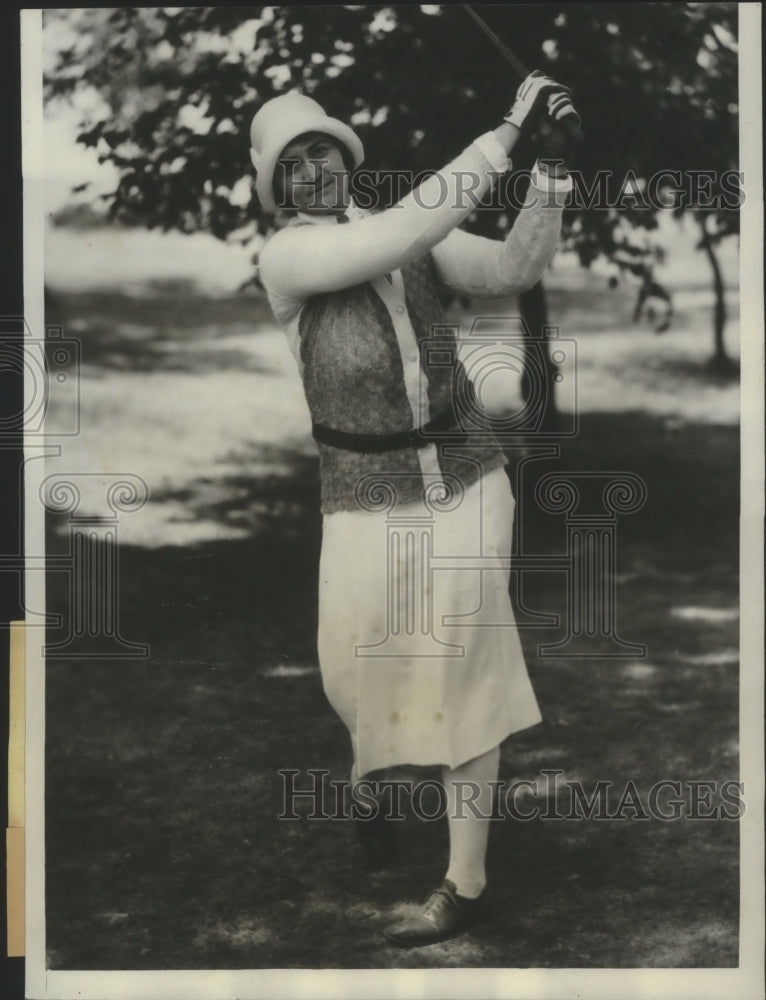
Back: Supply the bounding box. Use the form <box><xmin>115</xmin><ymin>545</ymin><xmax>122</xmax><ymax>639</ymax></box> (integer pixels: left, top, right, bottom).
<box><xmin>317</xmin><ymin>465</ymin><xmax>542</xmax><ymax>777</ymax></box>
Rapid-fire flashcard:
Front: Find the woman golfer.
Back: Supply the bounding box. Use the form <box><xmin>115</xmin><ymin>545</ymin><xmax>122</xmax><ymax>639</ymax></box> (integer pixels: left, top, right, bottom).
<box><xmin>250</xmin><ymin>72</ymin><xmax>579</xmax><ymax>946</ymax></box>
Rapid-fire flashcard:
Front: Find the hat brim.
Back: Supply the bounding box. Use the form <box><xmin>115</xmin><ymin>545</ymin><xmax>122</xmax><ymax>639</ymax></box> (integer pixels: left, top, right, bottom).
<box><xmin>254</xmin><ymin>114</ymin><xmax>364</xmax><ymax>214</ymax></box>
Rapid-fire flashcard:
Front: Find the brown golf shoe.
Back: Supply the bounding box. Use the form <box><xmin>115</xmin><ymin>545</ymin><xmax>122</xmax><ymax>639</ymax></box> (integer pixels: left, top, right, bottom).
<box><xmin>383</xmin><ymin>879</ymin><xmax>483</xmax><ymax>947</ymax></box>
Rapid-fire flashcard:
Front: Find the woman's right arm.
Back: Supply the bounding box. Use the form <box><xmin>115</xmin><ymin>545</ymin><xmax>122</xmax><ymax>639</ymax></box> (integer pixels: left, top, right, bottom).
<box><xmin>259</xmin><ymin>129</ymin><xmax>516</xmax><ymax>304</ymax></box>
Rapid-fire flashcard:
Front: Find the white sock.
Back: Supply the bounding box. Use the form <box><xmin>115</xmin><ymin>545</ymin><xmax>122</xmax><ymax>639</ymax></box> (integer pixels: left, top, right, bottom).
<box><xmin>441</xmin><ymin>745</ymin><xmax>500</xmax><ymax>899</ymax></box>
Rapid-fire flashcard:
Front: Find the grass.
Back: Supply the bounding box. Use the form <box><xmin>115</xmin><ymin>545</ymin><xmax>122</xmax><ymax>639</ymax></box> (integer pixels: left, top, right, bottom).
<box><xmin>43</xmin><ymin>243</ymin><xmax>740</xmax><ymax>970</ymax></box>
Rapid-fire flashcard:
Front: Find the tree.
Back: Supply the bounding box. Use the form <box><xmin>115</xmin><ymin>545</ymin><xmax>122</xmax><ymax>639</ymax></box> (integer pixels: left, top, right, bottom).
<box><xmin>540</xmin><ymin>2</ymin><xmax>739</xmax><ymax>374</ymax></box>
<box><xmin>44</xmin><ymin>4</ymin><xmax>739</xmax><ymax>391</ymax></box>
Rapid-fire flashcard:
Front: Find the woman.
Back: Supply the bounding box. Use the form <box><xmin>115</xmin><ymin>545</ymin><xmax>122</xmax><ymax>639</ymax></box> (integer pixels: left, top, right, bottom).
<box><xmin>250</xmin><ymin>73</ymin><xmax>578</xmax><ymax>947</ymax></box>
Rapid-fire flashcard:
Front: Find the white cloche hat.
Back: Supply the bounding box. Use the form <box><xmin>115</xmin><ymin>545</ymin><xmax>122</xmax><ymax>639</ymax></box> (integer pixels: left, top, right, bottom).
<box><xmin>249</xmin><ymin>92</ymin><xmax>365</xmax><ymax>213</ymax></box>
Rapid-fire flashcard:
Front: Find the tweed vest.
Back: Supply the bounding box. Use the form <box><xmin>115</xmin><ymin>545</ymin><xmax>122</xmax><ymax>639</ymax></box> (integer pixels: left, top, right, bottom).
<box><xmin>297</xmin><ymin>252</ymin><xmax>507</xmax><ymax>514</ymax></box>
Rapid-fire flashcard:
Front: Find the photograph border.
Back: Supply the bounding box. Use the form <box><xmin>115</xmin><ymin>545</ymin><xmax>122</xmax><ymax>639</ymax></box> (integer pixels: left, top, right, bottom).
<box><xmin>20</xmin><ymin>5</ymin><xmax>765</xmax><ymax>998</ymax></box>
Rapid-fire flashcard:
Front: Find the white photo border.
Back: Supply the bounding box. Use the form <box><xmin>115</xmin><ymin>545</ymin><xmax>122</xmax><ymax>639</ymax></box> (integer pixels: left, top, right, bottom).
<box><xmin>21</xmin><ymin>4</ymin><xmax>764</xmax><ymax>998</ymax></box>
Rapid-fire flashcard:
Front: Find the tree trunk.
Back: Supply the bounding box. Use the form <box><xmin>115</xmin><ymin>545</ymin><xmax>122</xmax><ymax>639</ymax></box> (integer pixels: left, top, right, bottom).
<box><xmin>697</xmin><ymin>216</ymin><xmax>733</xmax><ymax>374</ymax></box>
<box><xmin>518</xmin><ymin>280</ymin><xmax>559</xmax><ymax>432</ymax></box>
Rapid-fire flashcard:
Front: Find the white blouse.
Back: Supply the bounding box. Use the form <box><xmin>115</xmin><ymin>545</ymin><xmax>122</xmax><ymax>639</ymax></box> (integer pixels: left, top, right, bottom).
<box><xmin>259</xmin><ymin>131</ymin><xmax>572</xmax><ymax>317</ymax></box>
<box><xmin>258</xmin><ymin>132</ymin><xmax>571</xmax><ymax>486</ymax></box>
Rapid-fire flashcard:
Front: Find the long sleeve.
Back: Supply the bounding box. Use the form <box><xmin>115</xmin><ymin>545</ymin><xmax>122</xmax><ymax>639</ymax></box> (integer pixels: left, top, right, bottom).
<box><xmin>258</xmin><ymin>132</ymin><xmax>510</xmax><ymax>306</ymax></box>
<box><xmin>430</xmin><ymin>165</ymin><xmax>572</xmax><ymax>300</ymax></box>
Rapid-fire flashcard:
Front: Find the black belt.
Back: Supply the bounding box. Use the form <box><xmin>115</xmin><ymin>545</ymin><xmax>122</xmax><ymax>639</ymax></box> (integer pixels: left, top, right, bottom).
<box><xmin>312</xmin><ymin>405</ymin><xmax>465</xmax><ymax>453</ymax></box>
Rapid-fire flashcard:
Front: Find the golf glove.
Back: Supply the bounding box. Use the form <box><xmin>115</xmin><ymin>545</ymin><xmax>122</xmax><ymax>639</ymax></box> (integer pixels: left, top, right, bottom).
<box><xmin>545</xmin><ymin>89</ymin><xmax>582</xmax><ymax>137</ymax></box>
<box><xmin>504</xmin><ymin>70</ymin><xmax>579</xmax><ymax>135</ymax></box>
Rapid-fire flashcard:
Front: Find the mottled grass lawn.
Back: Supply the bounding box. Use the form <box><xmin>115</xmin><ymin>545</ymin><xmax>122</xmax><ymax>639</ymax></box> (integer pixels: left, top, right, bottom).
<box><xmin>43</xmin><ymin>270</ymin><xmax>741</xmax><ymax>970</ymax></box>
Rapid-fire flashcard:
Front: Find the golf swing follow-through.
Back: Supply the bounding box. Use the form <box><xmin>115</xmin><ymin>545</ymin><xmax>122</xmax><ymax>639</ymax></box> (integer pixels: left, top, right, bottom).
<box><xmin>463</xmin><ymin>3</ymin><xmax>582</xmax><ymax>139</ymax></box>
<box><xmin>249</xmin><ymin>53</ymin><xmax>581</xmax><ymax>946</ymax></box>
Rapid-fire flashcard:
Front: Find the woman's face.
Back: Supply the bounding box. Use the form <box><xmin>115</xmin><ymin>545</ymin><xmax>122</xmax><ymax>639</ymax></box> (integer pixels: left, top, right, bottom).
<box><xmin>274</xmin><ymin>132</ymin><xmax>349</xmax><ymax>214</ymax></box>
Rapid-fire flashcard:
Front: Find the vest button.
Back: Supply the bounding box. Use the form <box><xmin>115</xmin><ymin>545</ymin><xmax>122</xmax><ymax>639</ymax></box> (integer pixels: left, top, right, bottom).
<box><xmin>396</xmin><ymin>305</ymin><xmax>406</xmax><ymax>315</ymax></box>
<box><xmin>408</xmin><ymin>352</ymin><xmax>418</xmax><ymax>362</ymax></box>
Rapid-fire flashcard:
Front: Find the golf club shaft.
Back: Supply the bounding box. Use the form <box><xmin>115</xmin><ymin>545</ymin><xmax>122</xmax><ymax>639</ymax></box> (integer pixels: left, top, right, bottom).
<box><xmin>462</xmin><ymin>4</ymin><xmax>582</xmax><ymax>141</ymax></box>
<box><xmin>462</xmin><ymin>5</ymin><xmax>529</xmax><ymax>79</ymax></box>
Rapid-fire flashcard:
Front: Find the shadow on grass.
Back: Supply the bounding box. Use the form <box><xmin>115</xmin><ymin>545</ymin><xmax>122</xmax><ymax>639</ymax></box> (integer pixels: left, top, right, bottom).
<box><xmin>146</xmin><ymin>444</ymin><xmax>322</xmax><ymax>540</ymax></box>
<box><xmin>44</xmin><ymin>409</ymin><xmax>740</xmax><ymax>970</ymax></box>
<box><xmin>46</xmin><ymin>289</ymin><xmax>278</xmax><ymax>375</ymax></box>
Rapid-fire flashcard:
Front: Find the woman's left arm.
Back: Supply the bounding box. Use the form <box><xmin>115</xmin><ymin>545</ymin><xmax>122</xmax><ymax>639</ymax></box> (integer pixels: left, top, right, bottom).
<box><xmin>430</xmin><ymin>164</ymin><xmax>572</xmax><ymax>299</ymax></box>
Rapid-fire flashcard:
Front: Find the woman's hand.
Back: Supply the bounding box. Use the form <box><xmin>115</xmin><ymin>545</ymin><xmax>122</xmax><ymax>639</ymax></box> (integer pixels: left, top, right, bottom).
<box><xmin>503</xmin><ymin>70</ymin><xmax>571</xmax><ymax>134</ymax></box>
<box><xmin>534</xmin><ymin>115</ymin><xmax>579</xmax><ymax>177</ymax></box>
<box><xmin>502</xmin><ymin>71</ymin><xmax>582</xmax><ymax>177</ymax></box>
<box><xmin>502</xmin><ymin>71</ymin><xmax>581</xmax><ymax>171</ymax></box>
